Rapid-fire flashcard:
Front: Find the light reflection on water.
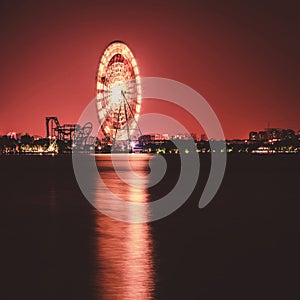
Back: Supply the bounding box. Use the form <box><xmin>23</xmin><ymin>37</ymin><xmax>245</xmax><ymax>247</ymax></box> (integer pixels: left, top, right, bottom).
<box><xmin>93</xmin><ymin>154</ymin><xmax>155</xmax><ymax>300</ymax></box>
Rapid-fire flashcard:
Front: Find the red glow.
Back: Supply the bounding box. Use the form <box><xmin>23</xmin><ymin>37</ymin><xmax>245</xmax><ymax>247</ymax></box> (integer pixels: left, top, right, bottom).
<box><xmin>0</xmin><ymin>1</ymin><xmax>299</xmax><ymax>139</ymax></box>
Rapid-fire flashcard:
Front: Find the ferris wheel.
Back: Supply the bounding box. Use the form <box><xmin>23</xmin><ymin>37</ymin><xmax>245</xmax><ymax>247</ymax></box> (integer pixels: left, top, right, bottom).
<box><xmin>95</xmin><ymin>41</ymin><xmax>142</xmax><ymax>149</ymax></box>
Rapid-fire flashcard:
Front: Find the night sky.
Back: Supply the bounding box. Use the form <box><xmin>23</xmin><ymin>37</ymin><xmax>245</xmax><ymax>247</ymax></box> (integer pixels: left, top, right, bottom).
<box><xmin>0</xmin><ymin>0</ymin><xmax>299</xmax><ymax>139</ymax></box>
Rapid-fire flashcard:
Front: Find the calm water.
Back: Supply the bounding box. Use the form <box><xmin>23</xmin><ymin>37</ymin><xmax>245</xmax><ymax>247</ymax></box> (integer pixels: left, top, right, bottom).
<box><xmin>1</xmin><ymin>154</ymin><xmax>299</xmax><ymax>299</ymax></box>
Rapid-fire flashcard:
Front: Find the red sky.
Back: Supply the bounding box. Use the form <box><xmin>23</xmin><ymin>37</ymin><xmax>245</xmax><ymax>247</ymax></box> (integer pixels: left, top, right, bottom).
<box><xmin>0</xmin><ymin>0</ymin><xmax>299</xmax><ymax>139</ymax></box>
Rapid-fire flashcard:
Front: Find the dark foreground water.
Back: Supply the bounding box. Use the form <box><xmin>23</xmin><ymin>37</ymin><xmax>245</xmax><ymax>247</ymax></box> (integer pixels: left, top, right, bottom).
<box><xmin>0</xmin><ymin>154</ymin><xmax>299</xmax><ymax>300</ymax></box>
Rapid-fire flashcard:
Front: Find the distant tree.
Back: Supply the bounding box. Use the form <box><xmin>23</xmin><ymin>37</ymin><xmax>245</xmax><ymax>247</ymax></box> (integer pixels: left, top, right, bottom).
<box><xmin>20</xmin><ymin>134</ymin><xmax>33</xmax><ymax>145</ymax></box>
<box><xmin>0</xmin><ymin>135</ymin><xmax>18</xmax><ymax>153</ymax></box>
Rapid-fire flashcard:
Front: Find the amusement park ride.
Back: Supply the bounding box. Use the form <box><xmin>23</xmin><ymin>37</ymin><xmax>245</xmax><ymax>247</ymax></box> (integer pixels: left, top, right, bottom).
<box><xmin>45</xmin><ymin>117</ymin><xmax>77</xmax><ymax>141</ymax></box>
<box><xmin>45</xmin><ymin>116</ymin><xmax>93</xmax><ymax>150</ymax></box>
<box><xmin>95</xmin><ymin>40</ymin><xmax>142</xmax><ymax>151</ymax></box>
<box><xmin>45</xmin><ymin>41</ymin><xmax>142</xmax><ymax>152</ymax></box>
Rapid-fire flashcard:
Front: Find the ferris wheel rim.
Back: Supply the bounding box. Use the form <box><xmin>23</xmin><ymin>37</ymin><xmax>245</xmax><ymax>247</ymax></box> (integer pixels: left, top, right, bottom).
<box><xmin>95</xmin><ymin>41</ymin><xmax>142</xmax><ymax>142</ymax></box>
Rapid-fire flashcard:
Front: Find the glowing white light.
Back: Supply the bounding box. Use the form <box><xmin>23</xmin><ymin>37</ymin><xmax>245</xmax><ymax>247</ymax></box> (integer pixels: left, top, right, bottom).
<box><xmin>136</xmin><ymin>76</ymin><xmax>141</xmax><ymax>84</ymax></box>
<box><xmin>137</xmin><ymin>85</ymin><xmax>142</xmax><ymax>95</ymax></box>
<box><xmin>136</xmin><ymin>104</ymin><xmax>140</xmax><ymax>113</ymax></box>
<box><xmin>111</xmin><ymin>84</ymin><xmax>123</xmax><ymax>104</ymax></box>
<box><xmin>99</xmin><ymin>110</ymin><xmax>104</xmax><ymax>119</ymax></box>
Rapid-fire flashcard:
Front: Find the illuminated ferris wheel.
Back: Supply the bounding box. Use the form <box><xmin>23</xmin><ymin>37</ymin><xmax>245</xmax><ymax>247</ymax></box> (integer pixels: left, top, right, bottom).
<box><xmin>95</xmin><ymin>41</ymin><xmax>142</xmax><ymax>149</ymax></box>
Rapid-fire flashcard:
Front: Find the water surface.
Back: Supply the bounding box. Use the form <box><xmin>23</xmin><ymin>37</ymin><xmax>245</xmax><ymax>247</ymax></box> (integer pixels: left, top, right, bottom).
<box><xmin>1</xmin><ymin>154</ymin><xmax>299</xmax><ymax>299</ymax></box>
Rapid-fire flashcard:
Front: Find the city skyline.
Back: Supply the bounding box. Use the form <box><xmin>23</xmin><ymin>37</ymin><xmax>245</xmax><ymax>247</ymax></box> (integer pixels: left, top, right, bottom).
<box><xmin>2</xmin><ymin>121</ymin><xmax>300</xmax><ymax>142</ymax></box>
<box><xmin>0</xmin><ymin>112</ymin><xmax>300</xmax><ymax>140</ymax></box>
<box><xmin>0</xmin><ymin>1</ymin><xmax>299</xmax><ymax>139</ymax></box>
